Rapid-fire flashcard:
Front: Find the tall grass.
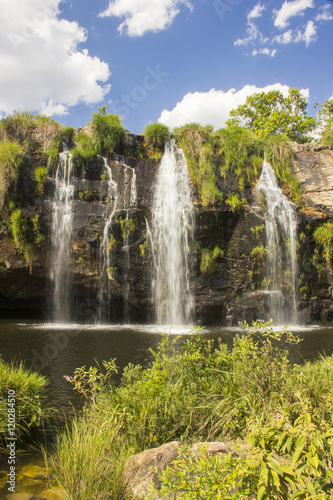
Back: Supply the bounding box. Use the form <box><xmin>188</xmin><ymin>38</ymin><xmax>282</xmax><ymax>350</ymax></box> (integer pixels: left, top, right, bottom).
<box><xmin>0</xmin><ymin>357</ymin><xmax>48</xmax><ymax>446</ymax></box>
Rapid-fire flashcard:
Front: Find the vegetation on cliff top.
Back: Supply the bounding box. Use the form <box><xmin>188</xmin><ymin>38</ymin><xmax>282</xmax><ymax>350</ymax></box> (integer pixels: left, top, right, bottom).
<box><xmin>48</xmin><ymin>322</ymin><xmax>333</xmax><ymax>499</ymax></box>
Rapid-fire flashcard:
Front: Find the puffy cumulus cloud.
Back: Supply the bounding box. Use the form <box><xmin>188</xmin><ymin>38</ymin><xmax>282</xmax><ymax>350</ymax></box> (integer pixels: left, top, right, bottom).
<box><xmin>0</xmin><ymin>0</ymin><xmax>110</xmax><ymax>116</ymax></box>
<box><xmin>99</xmin><ymin>0</ymin><xmax>193</xmax><ymax>37</ymax></box>
<box><xmin>273</xmin><ymin>0</ymin><xmax>314</xmax><ymax>29</ymax></box>
<box><xmin>158</xmin><ymin>84</ymin><xmax>299</xmax><ymax>130</ymax></box>
<box><xmin>315</xmin><ymin>4</ymin><xmax>333</xmax><ymax>21</ymax></box>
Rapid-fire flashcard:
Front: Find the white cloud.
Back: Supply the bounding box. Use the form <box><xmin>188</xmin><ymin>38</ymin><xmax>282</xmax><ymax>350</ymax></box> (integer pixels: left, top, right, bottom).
<box><xmin>273</xmin><ymin>29</ymin><xmax>294</xmax><ymax>43</ymax></box>
<box><xmin>252</xmin><ymin>48</ymin><xmax>277</xmax><ymax>56</ymax></box>
<box><xmin>158</xmin><ymin>84</ymin><xmax>304</xmax><ymax>129</ymax></box>
<box><xmin>294</xmin><ymin>19</ymin><xmax>317</xmax><ymax>45</ymax></box>
<box><xmin>99</xmin><ymin>0</ymin><xmax>193</xmax><ymax>36</ymax></box>
<box><xmin>0</xmin><ymin>0</ymin><xmax>110</xmax><ymax>117</ymax></box>
<box><xmin>248</xmin><ymin>2</ymin><xmax>266</xmax><ymax>20</ymax></box>
<box><xmin>273</xmin><ymin>0</ymin><xmax>314</xmax><ymax>29</ymax></box>
<box><xmin>315</xmin><ymin>4</ymin><xmax>333</xmax><ymax>21</ymax></box>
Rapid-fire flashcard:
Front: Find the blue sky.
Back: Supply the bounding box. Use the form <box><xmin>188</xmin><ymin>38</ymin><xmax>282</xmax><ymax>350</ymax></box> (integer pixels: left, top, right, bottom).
<box><xmin>0</xmin><ymin>0</ymin><xmax>332</xmax><ymax>133</ymax></box>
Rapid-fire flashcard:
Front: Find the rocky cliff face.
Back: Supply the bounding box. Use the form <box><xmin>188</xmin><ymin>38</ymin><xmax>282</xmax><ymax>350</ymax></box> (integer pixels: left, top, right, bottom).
<box><xmin>1</xmin><ymin>137</ymin><xmax>333</xmax><ymax>325</ymax></box>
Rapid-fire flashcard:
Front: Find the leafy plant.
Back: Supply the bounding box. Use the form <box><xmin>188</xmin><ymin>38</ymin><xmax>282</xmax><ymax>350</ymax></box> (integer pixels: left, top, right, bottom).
<box><xmin>9</xmin><ymin>209</ymin><xmax>44</xmax><ymax>268</ymax></box>
<box><xmin>144</xmin><ymin>123</ymin><xmax>170</xmax><ymax>150</ymax></box>
<box><xmin>226</xmin><ymin>88</ymin><xmax>317</xmax><ymax>143</ymax></box>
<box><xmin>0</xmin><ymin>141</ymin><xmax>22</xmax><ymax>211</ymax></box>
<box><xmin>312</xmin><ymin>221</ymin><xmax>333</xmax><ymax>274</ymax></box>
<box><xmin>225</xmin><ymin>193</ymin><xmax>247</xmax><ymax>213</ymax></box>
<box><xmin>91</xmin><ymin>106</ymin><xmax>125</xmax><ymax>156</ymax></box>
<box><xmin>72</xmin><ymin>131</ymin><xmax>96</xmax><ymax>167</ymax></box>
<box><xmin>200</xmin><ymin>246</ymin><xmax>224</xmax><ymax>275</ymax></box>
<box><xmin>33</xmin><ymin>166</ymin><xmax>48</xmax><ymax>196</ymax></box>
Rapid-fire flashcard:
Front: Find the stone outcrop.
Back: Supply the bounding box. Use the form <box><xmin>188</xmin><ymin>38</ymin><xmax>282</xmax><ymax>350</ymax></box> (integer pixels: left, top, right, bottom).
<box><xmin>123</xmin><ymin>440</ymin><xmax>249</xmax><ymax>499</ymax></box>
<box><xmin>1</xmin><ymin>137</ymin><xmax>333</xmax><ymax>325</ymax></box>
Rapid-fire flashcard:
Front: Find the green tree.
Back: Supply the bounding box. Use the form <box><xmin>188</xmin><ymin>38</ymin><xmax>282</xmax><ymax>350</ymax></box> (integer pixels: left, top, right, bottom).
<box><xmin>91</xmin><ymin>106</ymin><xmax>125</xmax><ymax>156</ymax></box>
<box><xmin>226</xmin><ymin>88</ymin><xmax>316</xmax><ymax>143</ymax></box>
<box><xmin>319</xmin><ymin>98</ymin><xmax>333</xmax><ymax>147</ymax></box>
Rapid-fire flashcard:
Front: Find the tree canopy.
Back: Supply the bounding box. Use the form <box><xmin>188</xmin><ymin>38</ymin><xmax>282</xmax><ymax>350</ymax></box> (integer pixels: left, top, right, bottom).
<box><xmin>226</xmin><ymin>88</ymin><xmax>316</xmax><ymax>143</ymax></box>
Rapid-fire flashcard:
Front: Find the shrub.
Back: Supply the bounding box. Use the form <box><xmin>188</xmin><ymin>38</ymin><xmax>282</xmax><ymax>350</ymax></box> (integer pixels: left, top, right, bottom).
<box><xmin>200</xmin><ymin>246</ymin><xmax>224</xmax><ymax>275</ymax></box>
<box><xmin>174</xmin><ymin>124</ymin><xmax>222</xmax><ymax>207</ymax></box>
<box><xmin>72</xmin><ymin>131</ymin><xmax>96</xmax><ymax>167</ymax></box>
<box><xmin>225</xmin><ymin>193</ymin><xmax>247</xmax><ymax>213</ymax></box>
<box><xmin>144</xmin><ymin>123</ymin><xmax>170</xmax><ymax>150</ymax></box>
<box><xmin>33</xmin><ymin>166</ymin><xmax>48</xmax><ymax>196</ymax></box>
<box><xmin>251</xmin><ymin>244</ymin><xmax>267</xmax><ymax>262</ymax></box>
<box><xmin>91</xmin><ymin>106</ymin><xmax>125</xmax><ymax>156</ymax></box>
<box><xmin>0</xmin><ymin>141</ymin><xmax>22</xmax><ymax>210</ymax></box>
<box><xmin>9</xmin><ymin>209</ymin><xmax>44</xmax><ymax>268</ymax></box>
<box><xmin>312</xmin><ymin>221</ymin><xmax>333</xmax><ymax>274</ymax></box>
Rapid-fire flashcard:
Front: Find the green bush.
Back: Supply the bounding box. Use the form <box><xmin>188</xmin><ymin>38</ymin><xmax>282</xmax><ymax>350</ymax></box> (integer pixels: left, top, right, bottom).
<box><xmin>0</xmin><ymin>357</ymin><xmax>48</xmax><ymax>448</ymax></box>
<box><xmin>0</xmin><ymin>141</ymin><xmax>22</xmax><ymax>211</ymax></box>
<box><xmin>9</xmin><ymin>209</ymin><xmax>44</xmax><ymax>268</ymax></box>
<box><xmin>225</xmin><ymin>193</ymin><xmax>247</xmax><ymax>213</ymax></box>
<box><xmin>91</xmin><ymin>106</ymin><xmax>125</xmax><ymax>156</ymax></box>
<box><xmin>312</xmin><ymin>221</ymin><xmax>333</xmax><ymax>274</ymax></box>
<box><xmin>33</xmin><ymin>166</ymin><xmax>48</xmax><ymax>196</ymax></box>
<box><xmin>72</xmin><ymin>131</ymin><xmax>96</xmax><ymax>167</ymax></box>
<box><xmin>200</xmin><ymin>246</ymin><xmax>224</xmax><ymax>275</ymax></box>
<box><xmin>144</xmin><ymin>123</ymin><xmax>170</xmax><ymax>150</ymax></box>
<box><xmin>174</xmin><ymin>124</ymin><xmax>222</xmax><ymax>207</ymax></box>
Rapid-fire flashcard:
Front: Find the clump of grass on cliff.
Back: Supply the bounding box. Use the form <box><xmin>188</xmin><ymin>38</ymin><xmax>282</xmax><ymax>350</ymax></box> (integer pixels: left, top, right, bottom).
<box><xmin>48</xmin><ymin>322</ymin><xmax>333</xmax><ymax>499</ymax></box>
<box><xmin>0</xmin><ymin>141</ymin><xmax>22</xmax><ymax>211</ymax></box>
<box><xmin>0</xmin><ymin>357</ymin><xmax>48</xmax><ymax>448</ymax></box>
<box><xmin>173</xmin><ymin>123</ymin><xmax>222</xmax><ymax>207</ymax></box>
<box><xmin>9</xmin><ymin>208</ymin><xmax>45</xmax><ymax>268</ymax></box>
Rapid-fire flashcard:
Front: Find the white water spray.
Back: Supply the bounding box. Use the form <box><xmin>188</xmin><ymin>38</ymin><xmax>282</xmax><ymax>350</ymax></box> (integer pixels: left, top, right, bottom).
<box><xmin>256</xmin><ymin>160</ymin><xmax>298</xmax><ymax>323</ymax></box>
<box><xmin>151</xmin><ymin>140</ymin><xmax>194</xmax><ymax>326</ymax></box>
<box><xmin>50</xmin><ymin>149</ymin><xmax>74</xmax><ymax>322</ymax></box>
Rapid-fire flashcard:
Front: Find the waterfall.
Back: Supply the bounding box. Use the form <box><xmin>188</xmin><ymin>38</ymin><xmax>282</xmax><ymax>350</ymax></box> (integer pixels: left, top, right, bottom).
<box><xmin>97</xmin><ymin>156</ymin><xmax>137</xmax><ymax>323</ymax></box>
<box><xmin>50</xmin><ymin>149</ymin><xmax>74</xmax><ymax>322</ymax></box>
<box><xmin>151</xmin><ymin>139</ymin><xmax>194</xmax><ymax>326</ymax></box>
<box><xmin>256</xmin><ymin>159</ymin><xmax>298</xmax><ymax>324</ymax></box>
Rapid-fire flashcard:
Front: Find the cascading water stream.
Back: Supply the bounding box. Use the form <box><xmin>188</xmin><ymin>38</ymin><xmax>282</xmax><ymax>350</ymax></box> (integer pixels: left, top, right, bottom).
<box><xmin>97</xmin><ymin>156</ymin><xmax>137</xmax><ymax>323</ymax></box>
<box><xmin>256</xmin><ymin>159</ymin><xmax>298</xmax><ymax>324</ymax></box>
<box><xmin>50</xmin><ymin>147</ymin><xmax>74</xmax><ymax>322</ymax></box>
<box><xmin>151</xmin><ymin>139</ymin><xmax>194</xmax><ymax>326</ymax></box>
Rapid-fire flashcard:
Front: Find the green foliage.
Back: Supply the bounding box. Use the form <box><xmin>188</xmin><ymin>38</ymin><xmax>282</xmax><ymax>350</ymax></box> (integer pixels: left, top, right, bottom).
<box><xmin>108</xmin><ymin>235</ymin><xmax>117</xmax><ymax>255</ymax></box>
<box><xmin>174</xmin><ymin>124</ymin><xmax>222</xmax><ymax>207</ymax></box>
<box><xmin>264</xmin><ymin>134</ymin><xmax>302</xmax><ymax>204</ymax></box>
<box><xmin>50</xmin><ymin>321</ymin><xmax>333</xmax><ymax>498</ymax></box>
<box><xmin>139</xmin><ymin>236</ymin><xmax>147</xmax><ymax>262</ymax></box>
<box><xmin>319</xmin><ymin>98</ymin><xmax>333</xmax><ymax>147</ymax></box>
<box><xmin>312</xmin><ymin>221</ymin><xmax>333</xmax><ymax>274</ymax></box>
<box><xmin>33</xmin><ymin>166</ymin><xmax>48</xmax><ymax>196</ymax></box>
<box><xmin>72</xmin><ymin>131</ymin><xmax>96</xmax><ymax>167</ymax></box>
<box><xmin>225</xmin><ymin>193</ymin><xmax>247</xmax><ymax>213</ymax></box>
<box><xmin>251</xmin><ymin>244</ymin><xmax>267</xmax><ymax>262</ymax></box>
<box><xmin>91</xmin><ymin>106</ymin><xmax>125</xmax><ymax>157</ymax></box>
<box><xmin>217</xmin><ymin>127</ymin><xmax>263</xmax><ymax>184</ymax></box>
<box><xmin>250</xmin><ymin>224</ymin><xmax>265</xmax><ymax>239</ymax></box>
<box><xmin>0</xmin><ymin>357</ymin><xmax>48</xmax><ymax>448</ymax></box>
<box><xmin>153</xmin><ymin>445</ymin><xmax>254</xmax><ymax>499</ymax></box>
<box><xmin>9</xmin><ymin>209</ymin><xmax>44</xmax><ymax>268</ymax></box>
<box><xmin>0</xmin><ymin>141</ymin><xmax>22</xmax><ymax>210</ymax></box>
<box><xmin>200</xmin><ymin>246</ymin><xmax>224</xmax><ymax>275</ymax></box>
<box><xmin>118</xmin><ymin>216</ymin><xmax>136</xmax><ymax>240</ymax></box>
<box><xmin>227</xmin><ymin>88</ymin><xmax>317</xmax><ymax>143</ymax></box>
<box><xmin>144</xmin><ymin>123</ymin><xmax>170</xmax><ymax>150</ymax></box>
<box><xmin>78</xmin><ymin>190</ymin><xmax>99</xmax><ymax>202</ymax></box>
